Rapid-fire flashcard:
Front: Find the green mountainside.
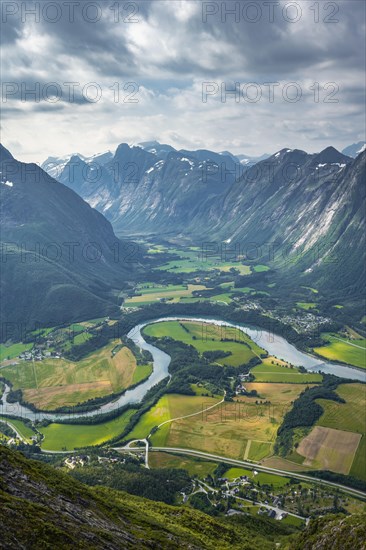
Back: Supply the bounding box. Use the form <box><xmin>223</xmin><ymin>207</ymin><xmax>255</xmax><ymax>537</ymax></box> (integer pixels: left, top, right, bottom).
<box><xmin>1</xmin><ymin>446</ymin><xmax>365</xmax><ymax>549</ymax></box>
<box><xmin>0</xmin><ymin>446</ymin><xmax>276</xmax><ymax>549</ymax></box>
<box><xmin>0</xmin><ymin>145</ymin><xmax>138</xmax><ymax>335</ymax></box>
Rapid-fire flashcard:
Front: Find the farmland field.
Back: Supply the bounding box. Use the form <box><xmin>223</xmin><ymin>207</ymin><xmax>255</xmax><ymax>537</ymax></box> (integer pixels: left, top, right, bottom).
<box><xmin>313</xmin><ymin>334</ymin><xmax>366</xmax><ymax>369</ymax></box>
<box><xmin>296</xmin><ymin>302</ymin><xmax>318</xmax><ymax>311</ymax></box>
<box><xmin>39</xmin><ymin>409</ymin><xmax>135</xmax><ymax>451</ymax></box>
<box><xmin>252</xmin><ymin>265</ymin><xmax>270</xmax><ymax>273</ymax></box>
<box><xmin>0</xmin><ymin>417</ymin><xmax>35</xmax><ymax>443</ymax></box>
<box><xmin>147</xmin><ymin>384</ymin><xmax>311</xmax><ymax>461</ymax></box>
<box><xmin>0</xmin><ymin>342</ymin><xmax>33</xmax><ymax>362</ymax></box>
<box><xmin>148</xmin><ymin>451</ymin><xmax>218</xmax><ymax>477</ymax></box>
<box><xmin>126</xmin><ymin>393</ymin><xmax>221</xmax><ymax>443</ymax></box>
<box><xmin>296</xmin><ymin>426</ymin><xmax>361</xmax><ymax>474</ymax></box>
<box><xmin>251</xmin><ymin>363</ymin><xmax>323</xmax><ymax>383</ymax></box>
<box><xmin>143</xmin><ymin>320</ymin><xmax>266</xmax><ymax>367</ymax></box>
<box><xmin>247</xmin><ymin>441</ymin><xmax>273</xmax><ymax>461</ymax></box>
<box><xmin>316</xmin><ymin>384</ymin><xmax>366</xmax><ymax>433</ymax></box>
<box><xmin>315</xmin><ymin>383</ymin><xmax>366</xmax><ymax>479</ymax></box>
<box><xmin>225</xmin><ymin>467</ymin><xmax>290</xmax><ymax>487</ymax></box>
<box><xmin>155</xmin><ymin>249</ymin><xmax>251</xmax><ymax>274</ymax></box>
<box><xmin>350</xmin><ymin>437</ymin><xmax>366</xmax><ymax>479</ymax></box>
<box><xmin>124</xmin><ymin>284</ymin><xmax>207</xmax><ymax>307</ymax></box>
<box><xmin>1</xmin><ymin>340</ymin><xmax>150</xmax><ymax>410</ymax></box>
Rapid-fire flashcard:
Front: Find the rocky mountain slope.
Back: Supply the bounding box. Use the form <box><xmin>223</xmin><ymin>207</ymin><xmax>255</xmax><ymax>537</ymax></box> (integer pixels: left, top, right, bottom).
<box><xmin>342</xmin><ymin>141</ymin><xmax>366</xmax><ymax>158</ymax></box>
<box><xmin>45</xmin><ymin>142</ymin><xmax>365</xmax><ymax>297</ymax></box>
<box><xmin>43</xmin><ymin>142</ymin><xmax>241</xmax><ymax>235</ymax></box>
<box><xmin>0</xmin><ymin>144</ymin><xmax>137</xmax><ymax>333</ymax></box>
<box><xmin>198</xmin><ymin>147</ymin><xmax>365</xmax><ymax>295</ymax></box>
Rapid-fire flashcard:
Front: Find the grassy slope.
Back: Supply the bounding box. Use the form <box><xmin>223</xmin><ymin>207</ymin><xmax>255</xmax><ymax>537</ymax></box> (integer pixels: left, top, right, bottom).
<box><xmin>0</xmin><ymin>445</ymin><xmax>280</xmax><ymax>550</ymax></box>
<box><xmin>291</xmin><ymin>513</ymin><xmax>366</xmax><ymax>550</ymax></box>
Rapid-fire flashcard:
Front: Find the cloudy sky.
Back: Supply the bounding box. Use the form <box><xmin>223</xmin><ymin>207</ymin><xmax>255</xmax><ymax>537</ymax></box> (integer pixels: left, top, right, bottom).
<box><xmin>1</xmin><ymin>0</ymin><xmax>365</xmax><ymax>162</ymax></box>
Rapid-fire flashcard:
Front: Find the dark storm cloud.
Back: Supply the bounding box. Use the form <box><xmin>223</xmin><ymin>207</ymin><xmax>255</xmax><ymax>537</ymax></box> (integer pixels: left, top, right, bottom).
<box><xmin>1</xmin><ymin>1</ymin><xmax>364</xmax><ymax>80</ymax></box>
<box><xmin>1</xmin><ymin>0</ymin><xmax>365</xmax><ymax>159</ymax></box>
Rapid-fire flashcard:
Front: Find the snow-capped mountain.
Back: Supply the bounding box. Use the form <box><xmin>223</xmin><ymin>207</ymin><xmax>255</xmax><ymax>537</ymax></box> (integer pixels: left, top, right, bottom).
<box><xmin>342</xmin><ymin>141</ymin><xmax>366</xmax><ymax>158</ymax></box>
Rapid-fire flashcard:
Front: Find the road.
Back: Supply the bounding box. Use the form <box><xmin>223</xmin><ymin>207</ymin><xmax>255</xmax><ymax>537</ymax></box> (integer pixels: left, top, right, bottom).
<box><xmin>124</xmin><ymin>438</ymin><xmax>150</xmax><ymax>468</ymax></box>
<box><xmin>114</xmin><ymin>445</ymin><xmax>366</xmax><ymax>501</ymax></box>
<box><xmin>1</xmin><ymin>420</ymin><xmax>28</xmax><ymax>443</ymax></box>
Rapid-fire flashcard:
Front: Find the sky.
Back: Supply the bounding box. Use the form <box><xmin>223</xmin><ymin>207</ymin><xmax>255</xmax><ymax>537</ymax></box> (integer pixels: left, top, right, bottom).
<box><xmin>1</xmin><ymin>0</ymin><xmax>365</xmax><ymax>163</ymax></box>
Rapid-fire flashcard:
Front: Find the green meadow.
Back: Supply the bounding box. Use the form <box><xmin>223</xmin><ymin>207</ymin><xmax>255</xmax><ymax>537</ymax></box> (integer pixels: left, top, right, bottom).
<box><xmin>313</xmin><ymin>334</ymin><xmax>366</xmax><ymax>369</ymax></box>
<box><xmin>251</xmin><ymin>363</ymin><xmax>323</xmax><ymax>383</ymax></box>
<box><xmin>143</xmin><ymin>320</ymin><xmax>266</xmax><ymax>367</ymax></box>
<box><xmin>0</xmin><ymin>342</ymin><xmax>33</xmax><ymax>362</ymax></box>
<box><xmin>296</xmin><ymin>302</ymin><xmax>318</xmax><ymax>311</ymax></box>
<box><xmin>225</xmin><ymin>467</ymin><xmax>290</xmax><ymax>487</ymax></box>
<box><xmin>124</xmin><ymin>284</ymin><xmax>207</xmax><ymax>307</ymax></box>
<box><xmin>0</xmin><ymin>417</ymin><xmax>35</xmax><ymax>443</ymax></box>
<box><xmin>155</xmin><ymin>248</ymin><xmax>251</xmax><ymax>274</ymax></box>
<box><xmin>40</xmin><ymin>409</ymin><xmax>135</xmax><ymax>451</ymax></box>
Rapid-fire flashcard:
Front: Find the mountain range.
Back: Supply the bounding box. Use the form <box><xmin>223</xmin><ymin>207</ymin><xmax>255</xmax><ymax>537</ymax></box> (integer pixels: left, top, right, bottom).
<box><xmin>0</xmin><ymin>144</ymin><xmax>137</xmax><ymax>334</ymax></box>
<box><xmin>42</xmin><ymin>141</ymin><xmax>365</xmax><ymax>298</ymax></box>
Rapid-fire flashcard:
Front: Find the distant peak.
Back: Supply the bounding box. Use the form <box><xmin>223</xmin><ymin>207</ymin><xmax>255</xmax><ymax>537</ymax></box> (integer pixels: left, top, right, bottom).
<box><xmin>0</xmin><ymin>144</ymin><xmax>14</xmax><ymax>162</ymax></box>
<box><xmin>314</xmin><ymin>146</ymin><xmax>351</xmax><ymax>164</ymax></box>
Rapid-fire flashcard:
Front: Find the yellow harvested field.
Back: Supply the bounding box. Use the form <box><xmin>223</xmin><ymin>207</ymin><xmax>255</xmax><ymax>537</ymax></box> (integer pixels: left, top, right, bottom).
<box><xmin>24</xmin><ymin>381</ymin><xmax>112</xmax><ymax>410</ymax></box>
<box><xmin>157</xmin><ymin>384</ymin><xmax>312</xmax><ymax>461</ymax></box>
<box><xmin>242</xmin><ymin>383</ymin><xmax>316</xmax><ymax>404</ymax></box>
<box><xmin>297</xmin><ymin>426</ymin><xmax>361</xmax><ymax>474</ymax></box>
<box><xmin>4</xmin><ymin>340</ymin><xmax>142</xmax><ymax>410</ymax></box>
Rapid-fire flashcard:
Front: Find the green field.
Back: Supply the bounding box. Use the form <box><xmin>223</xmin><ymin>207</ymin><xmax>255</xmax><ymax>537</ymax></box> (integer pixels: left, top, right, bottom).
<box><xmin>251</xmin><ymin>363</ymin><xmax>323</xmax><ymax>383</ymax></box>
<box><xmin>209</xmin><ymin>293</ymin><xmax>233</xmax><ymax>304</ymax></box>
<box><xmin>149</xmin><ymin>452</ymin><xmax>218</xmax><ymax>477</ymax></box>
<box><xmin>155</xmin><ymin>250</ymin><xmax>251</xmax><ymax>275</ymax></box>
<box><xmin>296</xmin><ymin>302</ymin><xmax>318</xmax><ymax>311</ymax></box>
<box><xmin>350</xmin><ymin>436</ymin><xmax>366</xmax><ymax>480</ymax></box>
<box><xmin>132</xmin><ymin>364</ymin><xmax>153</xmax><ymax>385</ymax></box>
<box><xmin>1</xmin><ymin>341</ymin><xmax>147</xmax><ymax>410</ymax></box>
<box><xmin>0</xmin><ymin>342</ymin><xmax>33</xmax><ymax>362</ymax></box>
<box><xmin>126</xmin><ymin>393</ymin><xmax>220</xmax><ymax>443</ymax></box>
<box><xmin>225</xmin><ymin>467</ymin><xmax>253</xmax><ymax>480</ymax></box>
<box><xmin>301</xmin><ymin>286</ymin><xmax>318</xmax><ymax>294</ymax></box>
<box><xmin>225</xmin><ymin>467</ymin><xmax>290</xmax><ymax>487</ymax></box>
<box><xmin>316</xmin><ymin>384</ymin><xmax>366</xmax><ymax>433</ymax></box>
<box><xmin>255</xmin><ymin>471</ymin><xmax>291</xmax><ymax>487</ymax></box>
<box><xmin>315</xmin><ymin>383</ymin><xmax>366</xmax><ymax>479</ymax></box>
<box><xmin>40</xmin><ymin>410</ymin><xmax>135</xmax><ymax>451</ymax></box>
<box><xmin>143</xmin><ymin>321</ymin><xmax>266</xmax><ymax>367</ymax></box>
<box><xmin>252</xmin><ymin>265</ymin><xmax>270</xmax><ymax>272</ymax></box>
<box><xmin>124</xmin><ymin>284</ymin><xmax>207</xmax><ymax>307</ymax></box>
<box><xmin>314</xmin><ymin>334</ymin><xmax>366</xmax><ymax>369</ymax></box>
<box><xmin>0</xmin><ymin>417</ymin><xmax>35</xmax><ymax>443</ymax></box>
<box><xmin>248</xmin><ymin>441</ymin><xmax>273</xmax><ymax>461</ymax></box>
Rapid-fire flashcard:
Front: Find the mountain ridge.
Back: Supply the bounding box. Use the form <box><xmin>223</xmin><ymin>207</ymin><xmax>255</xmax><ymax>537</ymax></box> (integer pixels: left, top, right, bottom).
<box><xmin>0</xmin><ymin>145</ymin><xmax>138</xmax><ymax>334</ymax></box>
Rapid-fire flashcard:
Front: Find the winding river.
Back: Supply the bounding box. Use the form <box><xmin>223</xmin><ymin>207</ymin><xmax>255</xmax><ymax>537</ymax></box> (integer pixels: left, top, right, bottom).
<box><xmin>1</xmin><ymin>316</ymin><xmax>365</xmax><ymax>422</ymax></box>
